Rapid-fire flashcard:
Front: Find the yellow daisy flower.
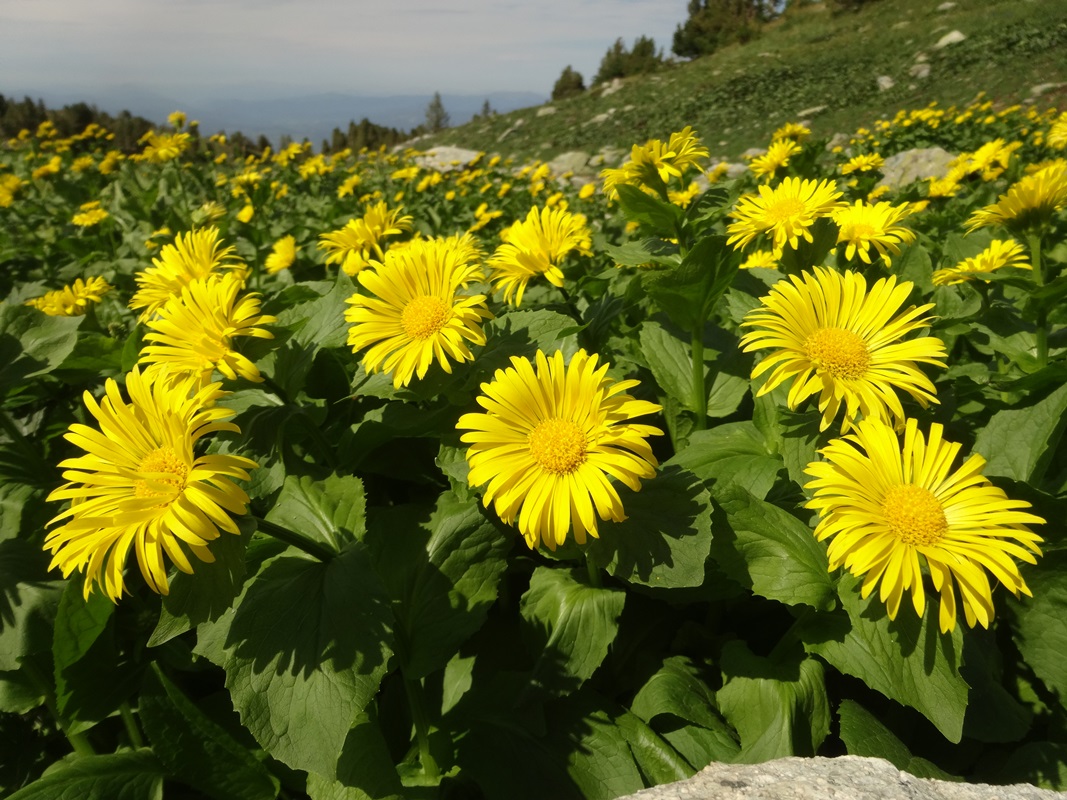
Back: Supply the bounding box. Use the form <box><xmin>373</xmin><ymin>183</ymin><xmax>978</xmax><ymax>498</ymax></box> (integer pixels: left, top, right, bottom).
<box><xmin>72</xmin><ymin>200</ymin><xmax>109</xmax><ymax>227</ymax></box>
<box><xmin>26</xmin><ymin>277</ymin><xmax>112</xmax><ymax>317</ymax></box>
<box><xmin>741</xmin><ymin>250</ymin><xmax>779</xmax><ymax>270</ymax></box>
<box><xmin>457</xmin><ymin>349</ymin><xmax>662</xmax><ymax>550</ymax></box>
<box><xmin>44</xmin><ymin>369</ymin><xmax>258</xmax><ymax>600</ymax></box>
<box><xmin>841</xmin><ymin>153</ymin><xmax>885</xmax><ymax>175</ymax></box>
<box><xmin>1048</xmin><ymin>112</ymin><xmax>1067</xmax><ymax>149</ymax></box>
<box><xmin>931</xmin><ymin>239</ymin><xmax>1031</xmax><ymax>286</ymax></box>
<box><xmin>749</xmin><ymin>139</ymin><xmax>801</xmax><ymax>181</ymax></box>
<box><xmin>740</xmin><ymin>268</ymin><xmax>946</xmax><ymax>432</ymax></box>
<box><xmin>138</xmin><ymin>130</ymin><xmax>191</xmax><ymax>164</ymax></box>
<box><xmin>130</xmin><ymin>228</ymin><xmax>247</xmax><ymax>321</ymax></box>
<box><xmin>805</xmin><ymin>416</ymin><xmax>1044</xmax><ymax>633</ymax></box>
<box><xmin>832</xmin><ymin>200</ymin><xmax>916</xmax><ymax>267</ymax></box>
<box><xmin>344</xmin><ymin>237</ymin><xmax>493</xmax><ymax>388</ymax></box>
<box><xmin>318</xmin><ymin>201</ymin><xmax>413</xmax><ymax>276</ymax></box>
<box><xmin>771</xmin><ymin>122</ymin><xmax>811</xmax><ymax>143</ymax></box>
<box><xmin>469</xmin><ymin>202</ymin><xmax>504</xmax><ymax>233</ymax></box>
<box><xmin>601</xmin><ymin>126</ymin><xmax>708</xmax><ymax>197</ymax></box>
<box><xmin>727</xmin><ymin>177</ymin><xmax>844</xmax><ymax>253</ymax></box>
<box><xmin>967</xmin><ymin>160</ymin><xmax>1067</xmax><ymax>232</ymax></box>
<box><xmin>265</xmin><ymin>235</ymin><xmax>298</xmax><ymax>274</ymax></box>
<box><xmin>139</xmin><ymin>274</ymin><xmax>275</xmax><ymax>385</ymax></box>
<box><xmin>487</xmin><ymin>205</ymin><xmax>592</xmax><ymax>306</ymax></box>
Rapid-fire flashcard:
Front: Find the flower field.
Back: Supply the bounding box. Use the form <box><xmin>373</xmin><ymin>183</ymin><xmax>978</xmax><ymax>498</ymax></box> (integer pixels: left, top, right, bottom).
<box><xmin>2</xmin><ymin>102</ymin><xmax>1067</xmax><ymax>799</ymax></box>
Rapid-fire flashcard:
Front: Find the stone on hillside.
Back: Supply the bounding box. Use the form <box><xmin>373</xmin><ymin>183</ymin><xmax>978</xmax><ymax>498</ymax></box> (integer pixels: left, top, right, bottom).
<box><xmin>910</xmin><ymin>63</ymin><xmax>932</xmax><ymax>79</ymax></box>
<box><xmin>547</xmin><ymin>151</ymin><xmax>593</xmax><ymax>177</ymax></box>
<box><xmin>797</xmin><ymin>104</ymin><xmax>828</xmax><ymax>118</ymax></box>
<box><xmin>878</xmin><ymin>146</ymin><xmax>956</xmax><ymax>189</ymax></box>
<box><xmin>601</xmin><ymin>77</ymin><xmax>624</xmax><ymax>97</ymax></box>
<box><xmin>589</xmin><ymin>145</ymin><xmax>628</xmax><ymax>167</ymax></box>
<box><xmin>496</xmin><ymin>117</ymin><xmax>525</xmax><ymax>143</ymax></box>
<box><xmin>723</xmin><ymin>162</ymin><xmax>748</xmax><ymax>179</ymax></box>
<box><xmin>584</xmin><ymin>110</ymin><xmax>614</xmax><ymax>127</ymax></box>
<box><xmin>877</xmin><ymin>75</ymin><xmax>896</xmax><ymax>91</ymax></box>
<box><xmin>536</xmin><ymin>106</ymin><xmax>557</xmax><ymax>117</ymax></box>
<box><xmin>937</xmin><ymin>1</ymin><xmax>956</xmax><ymax>10</ymax></box>
<box><xmin>618</xmin><ymin>756</ymin><xmax>1062</xmax><ymax>800</ymax></box>
<box><xmin>1031</xmin><ymin>82</ymin><xmax>1067</xmax><ymax>97</ymax></box>
<box><xmin>413</xmin><ymin>146</ymin><xmax>482</xmax><ymax>172</ymax></box>
<box><xmin>892</xmin><ymin>20</ymin><xmax>910</xmax><ymax>29</ymax></box>
<box><xmin>934</xmin><ymin>30</ymin><xmax>966</xmax><ymax>48</ymax></box>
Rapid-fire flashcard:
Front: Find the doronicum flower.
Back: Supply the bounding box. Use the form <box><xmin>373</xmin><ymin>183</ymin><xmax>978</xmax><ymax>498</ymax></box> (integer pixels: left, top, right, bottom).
<box><xmin>26</xmin><ymin>276</ymin><xmax>112</xmax><ymax>316</ymax></box>
<box><xmin>319</xmin><ymin>201</ymin><xmax>413</xmax><ymax>276</ymax></box>
<box><xmin>771</xmin><ymin>122</ymin><xmax>811</xmax><ymax>143</ymax></box>
<box><xmin>601</xmin><ymin>126</ymin><xmax>709</xmax><ymax>197</ymax></box>
<box><xmin>72</xmin><ymin>200</ymin><xmax>109</xmax><ymax>227</ymax></box>
<box><xmin>841</xmin><ymin>153</ymin><xmax>885</xmax><ymax>175</ymax></box>
<box><xmin>138</xmin><ymin>131</ymin><xmax>191</xmax><ymax>164</ymax></box>
<box><xmin>727</xmin><ymin>177</ymin><xmax>845</xmax><ymax>253</ymax></box>
<box><xmin>138</xmin><ymin>273</ymin><xmax>275</xmax><ymax>385</ymax></box>
<box><xmin>457</xmin><ymin>349</ymin><xmax>662</xmax><ymax>550</ymax></box>
<box><xmin>749</xmin><ymin>139</ymin><xmax>801</xmax><ymax>181</ymax></box>
<box><xmin>265</xmin><ymin>235</ymin><xmax>297</xmax><ymax>274</ymax></box>
<box><xmin>741</xmin><ymin>267</ymin><xmax>946</xmax><ymax>432</ymax></box>
<box><xmin>130</xmin><ymin>227</ymin><xmax>247</xmax><ymax>321</ymax></box>
<box><xmin>345</xmin><ymin>236</ymin><xmax>493</xmax><ymax>388</ymax></box>
<box><xmin>931</xmin><ymin>239</ymin><xmax>1031</xmax><ymax>286</ymax></box>
<box><xmin>44</xmin><ymin>369</ymin><xmax>258</xmax><ymax>600</ymax></box>
<box><xmin>741</xmin><ymin>250</ymin><xmax>779</xmax><ymax>270</ymax></box>
<box><xmin>1048</xmin><ymin>112</ymin><xmax>1067</xmax><ymax>149</ymax></box>
<box><xmin>487</xmin><ymin>205</ymin><xmax>592</xmax><ymax>306</ymax></box>
<box><xmin>967</xmin><ymin>160</ymin><xmax>1067</xmax><ymax>233</ymax></box>
<box><xmin>805</xmin><ymin>416</ymin><xmax>1043</xmax><ymax>633</ymax></box>
<box><xmin>832</xmin><ymin>200</ymin><xmax>916</xmax><ymax>267</ymax></box>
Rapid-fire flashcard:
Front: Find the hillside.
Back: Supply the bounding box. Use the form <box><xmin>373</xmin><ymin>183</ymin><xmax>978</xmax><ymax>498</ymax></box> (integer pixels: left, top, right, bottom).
<box><xmin>421</xmin><ymin>0</ymin><xmax>1067</xmax><ymax>162</ymax></box>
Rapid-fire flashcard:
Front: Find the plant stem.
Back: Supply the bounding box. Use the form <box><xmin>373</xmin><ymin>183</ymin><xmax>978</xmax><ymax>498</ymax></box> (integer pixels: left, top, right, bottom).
<box><xmin>585</xmin><ymin>551</ymin><xmax>603</xmax><ymax>588</ymax></box>
<box><xmin>119</xmin><ymin>702</ymin><xmax>145</xmax><ymax>749</ymax></box>
<box><xmin>403</xmin><ymin>675</ymin><xmax>440</xmax><ymax>779</ymax></box>
<box><xmin>691</xmin><ymin>324</ymin><xmax>707</xmax><ymax>430</ymax></box>
<box><xmin>22</xmin><ymin>660</ymin><xmax>96</xmax><ymax>757</ymax></box>
<box><xmin>1028</xmin><ymin>231</ymin><xmax>1047</xmax><ymax>367</ymax></box>
<box><xmin>253</xmin><ymin>516</ymin><xmax>335</xmax><ymax>561</ymax></box>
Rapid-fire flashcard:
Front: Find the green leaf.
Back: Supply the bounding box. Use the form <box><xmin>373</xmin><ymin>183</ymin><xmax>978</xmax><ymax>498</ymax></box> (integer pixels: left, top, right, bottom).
<box><xmin>988</xmin><ymin>742</ymin><xmax>1067</xmax><ymax>790</ymax></box>
<box><xmin>602</xmin><ymin>238</ymin><xmax>679</xmax><ymax>268</ymax></box>
<box><xmin>0</xmin><ymin>303</ymin><xmax>82</xmax><ymax>394</ymax></box>
<box><xmin>6</xmin><ymin>750</ymin><xmax>164</xmax><ymax>800</ymax></box>
<box><xmin>615</xmin><ymin>184</ymin><xmax>684</xmax><ymax>233</ymax></box>
<box><xmin>960</xmin><ymin>629</ymin><xmax>1032</xmax><ymax>743</ymax></box>
<box><xmin>520</xmin><ymin>566</ymin><xmax>625</xmax><ymax>697</ymax></box>
<box><xmin>195</xmin><ymin>545</ymin><xmax>394</xmax><ymax>775</ymax></box>
<box><xmin>0</xmin><ymin>668</ymin><xmax>44</xmax><ymax>714</ymax></box>
<box><xmin>140</xmin><ymin>665</ymin><xmax>279</xmax><ymax>800</ymax></box>
<box><xmin>668</xmin><ymin>423</ymin><xmax>782</xmax><ymax>501</ymax></box>
<box><xmin>476</xmin><ymin>309</ymin><xmax>581</xmax><ymax>377</ymax></box>
<box><xmin>0</xmin><ymin>540</ymin><xmax>62</xmax><ymax>671</ymax></box>
<box><xmin>308</xmin><ymin>709</ymin><xmax>403</xmax><ymax>800</ymax></box>
<box><xmin>267</xmin><ymin>474</ymin><xmax>367</xmax><ymax>553</ymax></box>
<box><xmin>640</xmin><ymin>235</ymin><xmax>739</xmax><ymax>331</ymax></box>
<box><xmin>801</xmin><ymin>573</ymin><xmax>968</xmax><ymax>742</ymax></box>
<box><xmin>1010</xmin><ymin>550</ymin><xmax>1067</xmax><ymax>703</ymax></box>
<box><xmin>277</xmin><ymin>272</ymin><xmax>354</xmax><ymax>351</ymax></box>
<box><xmin>837</xmin><ymin>699</ymin><xmax>959</xmax><ymax>780</ymax></box>
<box><xmin>365</xmin><ymin>492</ymin><xmax>511</xmax><ymax>679</ymax></box>
<box><xmin>586</xmin><ymin>465</ymin><xmax>714</xmax><ymax>589</ymax></box>
<box><xmin>895</xmin><ymin>242</ymin><xmax>934</xmax><ymax>295</ymax></box>
<box><xmin>640</xmin><ymin>321</ymin><xmax>696</xmax><ymax>412</ymax></box>
<box><xmin>713</xmin><ymin>486</ymin><xmax>834</xmax><ymax>611</ymax></box>
<box><xmin>52</xmin><ymin>578</ymin><xmax>123</xmax><ymax>724</ymax></box>
<box><xmin>973</xmin><ymin>383</ymin><xmax>1067</xmax><ymax>484</ymax></box>
<box><xmin>717</xmin><ymin>642</ymin><xmax>830</xmax><ymax>762</ymax></box>
<box><xmin>614</xmin><ymin>709</ymin><xmax>694</xmax><ymax>785</ymax></box>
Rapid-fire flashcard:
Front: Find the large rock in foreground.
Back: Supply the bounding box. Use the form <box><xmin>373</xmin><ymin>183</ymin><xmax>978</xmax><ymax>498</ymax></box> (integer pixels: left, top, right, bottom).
<box><xmin>619</xmin><ymin>757</ymin><xmax>1062</xmax><ymax>800</ymax></box>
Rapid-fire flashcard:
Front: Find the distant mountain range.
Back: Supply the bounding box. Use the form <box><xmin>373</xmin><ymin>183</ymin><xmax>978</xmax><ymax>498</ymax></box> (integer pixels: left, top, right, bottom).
<box><xmin>7</xmin><ymin>85</ymin><xmax>548</xmax><ymax>144</ymax></box>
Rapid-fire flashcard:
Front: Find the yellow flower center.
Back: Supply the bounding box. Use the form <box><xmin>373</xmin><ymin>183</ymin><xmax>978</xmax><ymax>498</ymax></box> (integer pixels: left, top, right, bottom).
<box><xmin>765</xmin><ymin>196</ymin><xmax>807</xmax><ymax>223</ymax></box>
<box><xmin>402</xmin><ymin>295</ymin><xmax>451</xmax><ymax>340</ymax></box>
<box><xmin>804</xmin><ymin>327</ymin><xmax>871</xmax><ymax>380</ymax></box>
<box><xmin>881</xmin><ymin>484</ymin><xmax>948</xmax><ymax>547</ymax></box>
<box><xmin>844</xmin><ymin>222</ymin><xmax>878</xmax><ymax>241</ymax></box>
<box><xmin>528</xmin><ymin>418</ymin><xmax>588</xmax><ymax>475</ymax></box>
<box><xmin>135</xmin><ymin>446</ymin><xmax>189</xmax><ymax>499</ymax></box>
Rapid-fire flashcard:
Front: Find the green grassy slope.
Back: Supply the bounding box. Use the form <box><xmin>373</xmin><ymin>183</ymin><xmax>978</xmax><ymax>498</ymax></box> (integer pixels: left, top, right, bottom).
<box><xmin>423</xmin><ymin>0</ymin><xmax>1067</xmax><ymax>162</ymax></box>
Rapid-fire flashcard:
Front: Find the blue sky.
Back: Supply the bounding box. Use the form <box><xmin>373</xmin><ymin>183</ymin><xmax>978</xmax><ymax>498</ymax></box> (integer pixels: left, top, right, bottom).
<box><xmin>1</xmin><ymin>0</ymin><xmax>689</xmax><ymax>99</ymax></box>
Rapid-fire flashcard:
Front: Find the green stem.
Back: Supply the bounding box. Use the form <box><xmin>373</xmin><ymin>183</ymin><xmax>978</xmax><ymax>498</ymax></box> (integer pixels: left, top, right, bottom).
<box><xmin>1028</xmin><ymin>231</ymin><xmax>1047</xmax><ymax>367</ymax></box>
<box><xmin>691</xmin><ymin>324</ymin><xmax>707</xmax><ymax>430</ymax></box>
<box><xmin>403</xmin><ymin>675</ymin><xmax>440</xmax><ymax>779</ymax></box>
<box><xmin>22</xmin><ymin>660</ymin><xmax>96</xmax><ymax>757</ymax></box>
<box><xmin>119</xmin><ymin>702</ymin><xmax>145</xmax><ymax>749</ymax></box>
<box><xmin>253</xmin><ymin>516</ymin><xmax>335</xmax><ymax>561</ymax></box>
<box><xmin>585</xmin><ymin>551</ymin><xmax>603</xmax><ymax>588</ymax></box>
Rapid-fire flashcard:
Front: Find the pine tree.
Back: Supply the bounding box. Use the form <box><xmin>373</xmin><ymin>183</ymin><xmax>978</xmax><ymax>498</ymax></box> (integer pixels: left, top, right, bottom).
<box><xmin>425</xmin><ymin>92</ymin><xmax>451</xmax><ymax>133</ymax></box>
<box><xmin>551</xmin><ymin>66</ymin><xmax>586</xmax><ymax>100</ymax></box>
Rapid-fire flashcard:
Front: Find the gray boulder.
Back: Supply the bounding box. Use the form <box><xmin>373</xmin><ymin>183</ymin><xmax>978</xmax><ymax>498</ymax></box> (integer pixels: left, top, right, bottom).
<box><xmin>934</xmin><ymin>30</ymin><xmax>966</xmax><ymax>48</ymax></box>
<box><xmin>547</xmin><ymin>151</ymin><xmax>593</xmax><ymax>177</ymax></box>
<box><xmin>619</xmin><ymin>756</ymin><xmax>1063</xmax><ymax>800</ymax></box>
<box><xmin>413</xmin><ymin>146</ymin><xmax>482</xmax><ymax>172</ymax></box>
<box><xmin>877</xmin><ymin>146</ymin><xmax>956</xmax><ymax>189</ymax></box>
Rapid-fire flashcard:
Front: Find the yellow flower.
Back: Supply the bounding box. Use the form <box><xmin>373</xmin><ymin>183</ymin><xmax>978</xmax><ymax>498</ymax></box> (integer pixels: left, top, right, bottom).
<box><xmin>72</xmin><ymin>200</ymin><xmax>109</xmax><ymax>227</ymax></box>
<box><xmin>841</xmin><ymin>153</ymin><xmax>885</xmax><ymax>175</ymax></box>
<box><xmin>578</xmin><ymin>183</ymin><xmax>597</xmax><ymax>200</ymax></box>
<box><xmin>338</xmin><ymin>174</ymin><xmax>362</xmax><ymax>198</ymax></box>
<box><xmin>741</xmin><ymin>268</ymin><xmax>946</xmax><ymax>432</ymax></box>
<box><xmin>138</xmin><ymin>131</ymin><xmax>191</xmax><ymax>164</ymax></box>
<box><xmin>139</xmin><ymin>274</ymin><xmax>274</xmax><ymax>385</ymax></box>
<box><xmin>237</xmin><ymin>203</ymin><xmax>254</xmax><ymax>223</ymax></box>
<box><xmin>487</xmin><ymin>205</ymin><xmax>592</xmax><ymax>306</ymax></box>
<box><xmin>469</xmin><ymin>202</ymin><xmax>504</xmax><ymax>233</ymax></box>
<box><xmin>391</xmin><ymin>166</ymin><xmax>419</xmax><ymax>182</ymax></box>
<box><xmin>805</xmin><ymin>416</ymin><xmax>1043</xmax><ymax>632</ymax></box>
<box><xmin>344</xmin><ymin>237</ymin><xmax>493</xmax><ymax>388</ymax></box>
<box><xmin>168</xmin><ymin>110</ymin><xmax>187</xmax><ymax>130</ymax></box>
<box><xmin>601</xmin><ymin>126</ymin><xmax>709</xmax><ymax>197</ymax></box>
<box><xmin>32</xmin><ymin>156</ymin><xmax>62</xmax><ymax>180</ymax></box>
<box><xmin>457</xmin><ymin>349</ymin><xmax>662</xmax><ymax>550</ymax></box>
<box><xmin>741</xmin><ymin>250</ymin><xmax>778</xmax><ymax>270</ymax></box>
<box><xmin>967</xmin><ymin>160</ymin><xmax>1067</xmax><ymax>232</ymax></box>
<box><xmin>0</xmin><ymin>173</ymin><xmax>25</xmax><ymax>207</ymax></box>
<box><xmin>668</xmin><ymin>181</ymin><xmax>701</xmax><ymax>208</ymax></box>
<box><xmin>318</xmin><ymin>201</ymin><xmax>414</xmax><ymax>276</ymax></box>
<box><xmin>130</xmin><ymin>228</ymin><xmax>247</xmax><ymax>321</ymax></box>
<box><xmin>26</xmin><ymin>277</ymin><xmax>112</xmax><ymax>316</ymax></box>
<box><xmin>265</xmin><ymin>235</ymin><xmax>298</xmax><ymax>274</ymax></box>
<box><xmin>771</xmin><ymin>122</ymin><xmax>811</xmax><ymax>143</ymax></box>
<box><xmin>832</xmin><ymin>200</ymin><xmax>915</xmax><ymax>267</ymax></box>
<box><xmin>44</xmin><ymin>370</ymin><xmax>258</xmax><ymax>600</ymax></box>
<box><xmin>749</xmin><ymin>139</ymin><xmax>801</xmax><ymax>181</ymax></box>
<box><xmin>931</xmin><ymin>239</ymin><xmax>1031</xmax><ymax>286</ymax></box>
<box><xmin>727</xmin><ymin>178</ymin><xmax>844</xmax><ymax>253</ymax></box>
<box><xmin>1048</xmin><ymin>112</ymin><xmax>1067</xmax><ymax>149</ymax></box>
<box><xmin>71</xmin><ymin>155</ymin><xmax>95</xmax><ymax>173</ymax></box>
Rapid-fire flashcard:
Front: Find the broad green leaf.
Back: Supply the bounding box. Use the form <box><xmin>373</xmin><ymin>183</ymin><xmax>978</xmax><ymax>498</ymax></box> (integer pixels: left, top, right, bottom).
<box><xmin>587</xmin><ymin>465</ymin><xmax>714</xmax><ymax>589</ymax></box>
<box><xmin>713</xmin><ymin>486</ymin><xmax>834</xmax><ymax>610</ymax></box>
<box><xmin>0</xmin><ymin>484</ymin><xmax>40</xmax><ymax>542</ymax></box>
<box><xmin>668</xmin><ymin>423</ymin><xmax>782</xmax><ymax>501</ymax></box>
<box><xmin>0</xmin><ymin>668</ymin><xmax>44</xmax><ymax>714</ymax></box>
<box><xmin>640</xmin><ymin>235</ymin><xmax>739</xmax><ymax>331</ymax></box>
<box><xmin>276</xmin><ymin>272</ymin><xmax>354</xmax><ymax>351</ymax></box>
<box><xmin>520</xmin><ymin>566</ymin><xmax>625</xmax><ymax>697</ymax></box>
<box><xmin>616</xmin><ymin>184</ymin><xmax>684</xmax><ymax>233</ymax></box>
<box><xmin>717</xmin><ymin>642</ymin><xmax>830</xmax><ymax>762</ymax></box>
<box><xmin>476</xmin><ymin>309</ymin><xmax>581</xmax><ymax>376</ymax></box>
<box><xmin>801</xmin><ymin>573</ymin><xmax>968</xmax><ymax>742</ymax></box>
<box><xmin>895</xmin><ymin>242</ymin><xmax>934</xmax><ymax>295</ymax></box>
<box><xmin>365</xmin><ymin>492</ymin><xmax>510</xmax><ymax>679</ymax></box>
<box><xmin>602</xmin><ymin>238</ymin><xmax>679</xmax><ymax>268</ymax></box>
<box><xmin>640</xmin><ymin>321</ymin><xmax>696</xmax><ymax>413</ymax></box>
<box><xmin>614</xmin><ymin>709</ymin><xmax>694</xmax><ymax>785</ymax></box>
<box><xmin>0</xmin><ymin>540</ymin><xmax>62</xmax><ymax>671</ymax></box>
<box><xmin>6</xmin><ymin>750</ymin><xmax>164</xmax><ymax>800</ymax></box>
<box><xmin>837</xmin><ymin>699</ymin><xmax>959</xmax><ymax>780</ymax></box>
<box><xmin>960</xmin><ymin>629</ymin><xmax>1032</xmax><ymax>743</ymax></box>
<box><xmin>308</xmin><ymin>709</ymin><xmax>403</xmax><ymax>799</ymax></box>
<box><xmin>989</xmin><ymin>742</ymin><xmax>1067</xmax><ymax>790</ymax></box>
<box><xmin>140</xmin><ymin>665</ymin><xmax>278</xmax><ymax>800</ymax></box>
<box><xmin>1010</xmin><ymin>550</ymin><xmax>1067</xmax><ymax>703</ymax></box>
<box><xmin>267</xmin><ymin>474</ymin><xmax>367</xmax><ymax>552</ymax></box>
<box><xmin>973</xmin><ymin>382</ymin><xmax>1067</xmax><ymax>484</ymax></box>
<box><xmin>195</xmin><ymin>545</ymin><xmax>394</xmax><ymax>776</ymax></box>
<box><xmin>631</xmin><ymin>656</ymin><xmax>728</xmax><ymax>733</ymax></box>
<box><xmin>0</xmin><ymin>303</ymin><xmax>82</xmax><ymax>394</ymax></box>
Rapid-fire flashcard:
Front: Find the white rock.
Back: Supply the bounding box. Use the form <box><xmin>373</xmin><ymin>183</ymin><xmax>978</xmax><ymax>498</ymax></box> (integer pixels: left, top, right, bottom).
<box><xmin>413</xmin><ymin>146</ymin><xmax>482</xmax><ymax>172</ymax></box>
<box><xmin>937</xmin><ymin>1</ymin><xmax>956</xmax><ymax>10</ymax></box>
<box><xmin>600</xmin><ymin>77</ymin><xmax>624</xmax><ymax>97</ymax></box>
<box><xmin>877</xmin><ymin>75</ymin><xmax>896</xmax><ymax>91</ymax></box>
<box><xmin>878</xmin><ymin>146</ymin><xmax>957</xmax><ymax>189</ymax></box>
<box><xmin>797</xmin><ymin>104</ymin><xmax>828</xmax><ymax>117</ymax></box>
<box><xmin>915</xmin><ymin>51</ymin><xmax>929</xmax><ymax>62</ymax></box>
<box><xmin>1031</xmin><ymin>82</ymin><xmax>1067</xmax><ymax>96</ymax></box>
<box><xmin>546</xmin><ymin>151</ymin><xmax>592</xmax><ymax>176</ymax></box>
<box><xmin>934</xmin><ymin>30</ymin><xmax>966</xmax><ymax>48</ymax></box>
<box><xmin>892</xmin><ymin>20</ymin><xmax>910</xmax><ymax>28</ymax></box>
<box><xmin>909</xmin><ymin>63</ymin><xmax>932</xmax><ymax>79</ymax></box>
<box><xmin>536</xmin><ymin>106</ymin><xmax>556</xmax><ymax>117</ymax></box>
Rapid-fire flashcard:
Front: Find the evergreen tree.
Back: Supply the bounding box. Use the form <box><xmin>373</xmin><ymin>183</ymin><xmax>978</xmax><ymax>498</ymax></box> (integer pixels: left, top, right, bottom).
<box><xmin>593</xmin><ymin>36</ymin><xmax>664</xmax><ymax>85</ymax></box>
<box><xmin>672</xmin><ymin>0</ymin><xmax>769</xmax><ymax>59</ymax></box>
<box><xmin>425</xmin><ymin>92</ymin><xmax>451</xmax><ymax>132</ymax></box>
<box><xmin>551</xmin><ymin>66</ymin><xmax>586</xmax><ymax>100</ymax></box>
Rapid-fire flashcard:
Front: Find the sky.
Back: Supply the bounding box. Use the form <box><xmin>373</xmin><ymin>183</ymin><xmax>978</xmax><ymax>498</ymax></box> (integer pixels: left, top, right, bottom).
<box><xmin>1</xmin><ymin>0</ymin><xmax>689</xmax><ymax>102</ymax></box>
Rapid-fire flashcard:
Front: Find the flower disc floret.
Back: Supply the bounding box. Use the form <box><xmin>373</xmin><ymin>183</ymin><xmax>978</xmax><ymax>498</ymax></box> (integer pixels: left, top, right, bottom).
<box><xmin>727</xmin><ymin>177</ymin><xmax>844</xmax><ymax>253</ymax></box>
